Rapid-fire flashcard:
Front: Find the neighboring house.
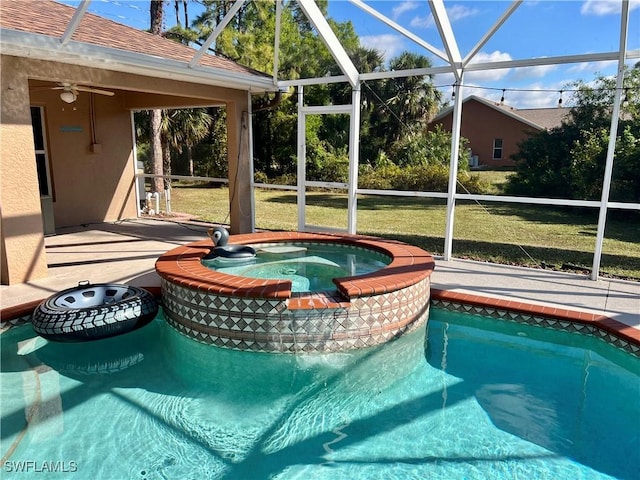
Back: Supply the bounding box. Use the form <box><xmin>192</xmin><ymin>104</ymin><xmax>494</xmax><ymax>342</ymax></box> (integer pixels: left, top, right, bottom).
<box><xmin>0</xmin><ymin>0</ymin><xmax>275</xmax><ymax>285</ymax></box>
<box><xmin>428</xmin><ymin>95</ymin><xmax>570</xmax><ymax>168</ymax></box>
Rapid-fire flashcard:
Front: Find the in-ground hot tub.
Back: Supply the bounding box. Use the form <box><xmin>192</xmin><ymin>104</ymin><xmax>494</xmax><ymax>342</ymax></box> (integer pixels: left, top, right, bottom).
<box><xmin>155</xmin><ymin>232</ymin><xmax>435</xmax><ymax>353</ymax></box>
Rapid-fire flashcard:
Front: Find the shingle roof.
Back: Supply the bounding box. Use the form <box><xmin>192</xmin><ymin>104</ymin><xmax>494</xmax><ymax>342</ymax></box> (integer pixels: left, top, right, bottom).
<box><xmin>514</xmin><ymin>107</ymin><xmax>571</xmax><ymax>130</ymax></box>
<box><xmin>0</xmin><ymin>0</ymin><xmax>269</xmax><ymax>79</ymax></box>
<box><xmin>431</xmin><ymin>95</ymin><xmax>570</xmax><ymax>130</ymax></box>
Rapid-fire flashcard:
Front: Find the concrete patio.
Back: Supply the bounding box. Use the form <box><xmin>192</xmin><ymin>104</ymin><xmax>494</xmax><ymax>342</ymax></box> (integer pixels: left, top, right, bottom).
<box><xmin>1</xmin><ymin>218</ymin><xmax>638</xmax><ymax>330</ymax></box>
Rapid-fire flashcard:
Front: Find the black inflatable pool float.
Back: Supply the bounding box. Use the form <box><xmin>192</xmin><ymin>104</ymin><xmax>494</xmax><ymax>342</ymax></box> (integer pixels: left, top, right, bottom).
<box><xmin>32</xmin><ymin>282</ymin><xmax>158</xmax><ymax>342</ymax></box>
<box><xmin>204</xmin><ymin>226</ymin><xmax>256</xmax><ymax>260</ymax></box>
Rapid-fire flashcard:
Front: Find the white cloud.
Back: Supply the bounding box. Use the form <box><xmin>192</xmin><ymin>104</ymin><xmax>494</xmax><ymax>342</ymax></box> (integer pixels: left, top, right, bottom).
<box><xmin>511</xmin><ymin>63</ymin><xmax>558</xmax><ymax>80</ymax></box>
<box><xmin>485</xmin><ymin>79</ymin><xmax>574</xmax><ymax>109</ymax></box>
<box><xmin>410</xmin><ymin>4</ymin><xmax>479</xmax><ymax>29</ymax></box>
<box><xmin>501</xmin><ymin>87</ymin><xmax>563</xmax><ymax>109</ymax></box>
<box><xmin>410</xmin><ymin>14</ymin><xmax>434</xmax><ymax>29</ymax></box>
<box><xmin>581</xmin><ymin>0</ymin><xmax>640</xmax><ymax>15</ymax></box>
<box><xmin>567</xmin><ymin>60</ymin><xmax>617</xmax><ymax>73</ymax></box>
<box><xmin>466</xmin><ymin>69</ymin><xmax>512</xmax><ymax>82</ymax></box>
<box><xmin>435</xmin><ymin>80</ymin><xmax>573</xmax><ymax>109</ymax></box>
<box><xmin>468</xmin><ymin>50</ymin><xmax>513</xmax><ymax>64</ymax></box>
<box><xmin>360</xmin><ymin>34</ymin><xmax>405</xmax><ymax>62</ymax></box>
<box><xmin>447</xmin><ymin>4</ymin><xmax>480</xmax><ymax>22</ymax></box>
<box><xmin>581</xmin><ymin>0</ymin><xmax>620</xmax><ymax>15</ymax></box>
<box><xmin>433</xmin><ymin>72</ymin><xmax>456</xmax><ymax>88</ymax></box>
<box><xmin>467</xmin><ymin>51</ymin><xmax>513</xmax><ymax>81</ymax></box>
<box><xmin>392</xmin><ymin>1</ymin><xmax>419</xmax><ymax>20</ymax></box>
<box><xmin>432</xmin><ymin>52</ymin><xmax>513</xmax><ymax>86</ymax></box>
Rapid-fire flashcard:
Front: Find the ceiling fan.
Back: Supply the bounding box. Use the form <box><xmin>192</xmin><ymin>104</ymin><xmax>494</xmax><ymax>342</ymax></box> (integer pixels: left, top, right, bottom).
<box><xmin>52</xmin><ymin>83</ymin><xmax>115</xmax><ymax>103</ymax></box>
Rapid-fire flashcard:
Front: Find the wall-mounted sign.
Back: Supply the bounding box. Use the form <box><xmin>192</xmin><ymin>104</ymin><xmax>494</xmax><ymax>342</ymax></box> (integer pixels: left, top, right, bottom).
<box><xmin>60</xmin><ymin>126</ymin><xmax>83</xmax><ymax>133</ymax></box>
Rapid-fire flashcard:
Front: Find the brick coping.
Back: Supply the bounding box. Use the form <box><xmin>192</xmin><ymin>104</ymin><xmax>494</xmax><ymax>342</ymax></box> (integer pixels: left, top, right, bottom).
<box><xmin>154</xmin><ymin>232</ymin><xmax>436</xmax><ymax>301</ymax></box>
<box><xmin>431</xmin><ymin>289</ymin><xmax>640</xmax><ymax>347</ymax></box>
<box><xmin>1</xmin><ymin>287</ymin><xmax>638</xmax><ymax>349</ymax></box>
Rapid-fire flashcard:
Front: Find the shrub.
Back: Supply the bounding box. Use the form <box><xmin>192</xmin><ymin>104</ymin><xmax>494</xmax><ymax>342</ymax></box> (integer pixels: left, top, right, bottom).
<box><xmin>359</xmin><ymin>162</ymin><xmax>490</xmax><ymax>193</ymax></box>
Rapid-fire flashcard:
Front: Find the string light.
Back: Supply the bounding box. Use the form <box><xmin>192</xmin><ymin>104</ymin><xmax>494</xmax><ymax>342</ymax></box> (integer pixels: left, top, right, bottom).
<box><xmin>434</xmin><ymin>83</ymin><xmax>636</xmax><ymax>95</ymax></box>
<box><xmin>429</xmin><ymin>82</ymin><xmax>638</xmax><ymax>108</ymax></box>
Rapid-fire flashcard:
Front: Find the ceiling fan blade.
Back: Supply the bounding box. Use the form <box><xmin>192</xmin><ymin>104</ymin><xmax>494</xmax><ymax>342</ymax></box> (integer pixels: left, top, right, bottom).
<box><xmin>75</xmin><ymin>86</ymin><xmax>115</xmax><ymax>96</ymax></box>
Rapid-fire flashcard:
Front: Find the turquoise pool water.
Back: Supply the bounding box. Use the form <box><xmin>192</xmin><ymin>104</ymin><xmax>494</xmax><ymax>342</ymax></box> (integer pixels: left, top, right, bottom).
<box><xmin>1</xmin><ymin>309</ymin><xmax>638</xmax><ymax>479</ymax></box>
<box><xmin>202</xmin><ymin>243</ymin><xmax>390</xmax><ymax>292</ymax></box>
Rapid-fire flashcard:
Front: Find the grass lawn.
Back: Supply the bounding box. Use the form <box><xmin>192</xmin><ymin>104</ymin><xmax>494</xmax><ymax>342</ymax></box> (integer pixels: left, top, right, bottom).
<box><xmin>471</xmin><ymin>169</ymin><xmax>514</xmax><ymax>194</ymax></box>
<box><xmin>169</xmin><ymin>184</ymin><xmax>640</xmax><ymax>280</ymax></box>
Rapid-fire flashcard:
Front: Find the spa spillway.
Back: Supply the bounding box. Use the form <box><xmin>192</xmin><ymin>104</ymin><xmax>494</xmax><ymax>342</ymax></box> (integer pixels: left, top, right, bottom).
<box><xmin>155</xmin><ymin>232</ymin><xmax>435</xmax><ymax>353</ymax></box>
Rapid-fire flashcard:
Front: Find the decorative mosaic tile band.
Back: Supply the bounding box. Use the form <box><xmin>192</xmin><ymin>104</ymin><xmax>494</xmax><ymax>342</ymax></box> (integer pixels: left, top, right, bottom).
<box><xmin>1</xmin><ymin>280</ymin><xmax>636</xmax><ymax>359</ymax></box>
<box><xmin>161</xmin><ymin>276</ymin><xmax>431</xmax><ymax>353</ymax></box>
<box><xmin>0</xmin><ymin>299</ymin><xmax>42</xmax><ymax>333</ymax></box>
<box><xmin>431</xmin><ymin>290</ymin><xmax>640</xmax><ymax>357</ymax></box>
<box><xmin>0</xmin><ymin>313</ymin><xmax>32</xmax><ymax>333</ymax></box>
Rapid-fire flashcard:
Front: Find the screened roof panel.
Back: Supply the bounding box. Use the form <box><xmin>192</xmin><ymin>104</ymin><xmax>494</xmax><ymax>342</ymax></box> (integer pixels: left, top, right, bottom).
<box><xmin>327</xmin><ymin>0</ymin><xmax>449</xmax><ymax>66</ymax></box>
<box><xmin>479</xmin><ymin>1</ymin><xmax>631</xmax><ymax>60</ymax></box>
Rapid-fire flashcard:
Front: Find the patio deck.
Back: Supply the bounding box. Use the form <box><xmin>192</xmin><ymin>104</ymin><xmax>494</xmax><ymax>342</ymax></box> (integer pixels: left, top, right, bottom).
<box><xmin>1</xmin><ymin>218</ymin><xmax>638</xmax><ymax>333</ymax></box>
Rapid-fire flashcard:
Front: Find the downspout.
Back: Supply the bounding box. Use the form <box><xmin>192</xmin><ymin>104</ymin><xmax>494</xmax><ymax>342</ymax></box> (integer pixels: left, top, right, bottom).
<box><xmin>247</xmin><ymin>90</ymin><xmax>256</xmax><ymax>232</ymax></box>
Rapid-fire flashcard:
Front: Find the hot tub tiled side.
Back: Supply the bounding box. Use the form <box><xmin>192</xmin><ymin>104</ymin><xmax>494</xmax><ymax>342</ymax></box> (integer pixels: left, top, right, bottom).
<box><xmin>156</xmin><ymin>232</ymin><xmax>435</xmax><ymax>353</ymax></box>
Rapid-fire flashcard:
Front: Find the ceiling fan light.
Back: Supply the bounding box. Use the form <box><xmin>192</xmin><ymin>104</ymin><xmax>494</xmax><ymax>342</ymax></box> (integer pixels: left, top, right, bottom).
<box><xmin>60</xmin><ymin>90</ymin><xmax>77</xmax><ymax>103</ymax></box>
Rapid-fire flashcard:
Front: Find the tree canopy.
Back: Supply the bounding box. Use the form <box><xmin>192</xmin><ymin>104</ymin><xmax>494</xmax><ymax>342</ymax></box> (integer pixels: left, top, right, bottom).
<box><xmin>506</xmin><ymin>65</ymin><xmax>640</xmax><ymax>203</ymax></box>
<box><xmin>155</xmin><ymin>0</ymin><xmax>457</xmax><ymax>189</ymax></box>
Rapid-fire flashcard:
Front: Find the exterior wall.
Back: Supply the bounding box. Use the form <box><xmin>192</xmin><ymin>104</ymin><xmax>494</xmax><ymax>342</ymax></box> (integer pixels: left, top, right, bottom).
<box><xmin>0</xmin><ymin>54</ymin><xmax>254</xmax><ymax>284</ymax></box>
<box><xmin>1</xmin><ymin>57</ymin><xmax>49</xmax><ymax>284</ymax></box>
<box><xmin>430</xmin><ymin>99</ymin><xmax>540</xmax><ymax>168</ymax></box>
<box><xmin>29</xmin><ymin>81</ymin><xmax>137</xmax><ymax>227</ymax></box>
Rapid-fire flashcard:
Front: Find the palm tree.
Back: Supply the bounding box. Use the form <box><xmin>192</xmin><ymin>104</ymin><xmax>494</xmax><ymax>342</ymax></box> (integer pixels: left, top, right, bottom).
<box><xmin>160</xmin><ymin>108</ymin><xmax>213</xmax><ymax>178</ymax></box>
<box><xmin>150</xmin><ymin>0</ymin><xmax>164</xmax><ymax>193</ymax></box>
<box><xmin>386</xmin><ymin>52</ymin><xmax>441</xmax><ymax>131</ymax></box>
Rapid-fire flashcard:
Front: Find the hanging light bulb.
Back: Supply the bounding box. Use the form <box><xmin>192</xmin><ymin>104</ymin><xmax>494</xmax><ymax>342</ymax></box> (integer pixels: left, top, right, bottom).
<box><xmin>451</xmin><ymin>84</ymin><xmax>456</xmax><ymax>100</ymax></box>
<box><xmin>500</xmin><ymin>89</ymin><xmax>505</xmax><ymax>105</ymax></box>
<box><xmin>622</xmin><ymin>88</ymin><xmax>629</xmax><ymax>108</ymax></box>
<box><xmin>557</xmin><ymin>90</ymin><xmax>563</xmax><ymax>108</ymax></box>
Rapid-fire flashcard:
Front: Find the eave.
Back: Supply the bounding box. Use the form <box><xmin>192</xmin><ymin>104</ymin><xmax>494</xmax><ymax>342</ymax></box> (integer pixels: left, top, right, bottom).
<box><xmin>0</xmin><ymin>28</ymin><xmax>277</xmax><ymax>94</ymax></box>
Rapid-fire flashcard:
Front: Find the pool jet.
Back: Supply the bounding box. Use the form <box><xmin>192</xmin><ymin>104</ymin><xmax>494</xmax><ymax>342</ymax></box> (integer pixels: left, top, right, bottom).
<box><xmin>204</xmin><ymin>226</ymin><xmax>256</xmax><ymax>260</ymax></box>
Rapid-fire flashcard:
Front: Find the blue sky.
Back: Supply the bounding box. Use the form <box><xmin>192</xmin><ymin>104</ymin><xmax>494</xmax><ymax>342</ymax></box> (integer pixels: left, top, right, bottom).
<box><xmin>329</xmin><ymin>1</ymin><xmax>639</xmax><ymax>108</ymax></box>
<box><xmin>62</xmin><ymin>0</ymin><xmax>639</xmax><ymax>108</ymax></box>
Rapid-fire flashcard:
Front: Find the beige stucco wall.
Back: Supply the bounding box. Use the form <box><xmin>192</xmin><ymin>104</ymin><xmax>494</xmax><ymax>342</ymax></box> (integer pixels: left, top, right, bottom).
<box><xmin>1</xmin><ymin>54</ymin><xmax>252</xmax><ymax>285</ymax></box>
<box><xmin>1</xmin><ymin>57</ymin><xmax>48</xmax><ymax>284</ymax></box>
<box><xmin>29</xmin><ymin>81</ymin><xmax>138</xmax><ymax>227</ymax></box>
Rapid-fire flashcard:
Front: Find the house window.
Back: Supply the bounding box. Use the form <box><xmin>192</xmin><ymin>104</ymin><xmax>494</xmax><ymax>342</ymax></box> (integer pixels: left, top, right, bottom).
<box><xmin>30</xmin><ymin>106</ymin><xmax>52</xmax><ymax>197</ymax></box>
<box><xmin>492</xmin><ymin>138</ymin><xmax>503</xmax><ymax>160</ymax></box>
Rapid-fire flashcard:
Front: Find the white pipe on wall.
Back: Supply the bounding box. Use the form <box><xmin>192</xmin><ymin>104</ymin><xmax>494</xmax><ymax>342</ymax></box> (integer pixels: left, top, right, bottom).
<box><xmin>146</xmin><ymin>192</ymin><xmax>160</xmax><ymax>214</ymax></box>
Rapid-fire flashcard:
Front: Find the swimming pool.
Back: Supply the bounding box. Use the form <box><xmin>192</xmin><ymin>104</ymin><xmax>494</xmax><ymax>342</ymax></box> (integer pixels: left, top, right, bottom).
<box><xmin>1</xmin><ymin>308</ymin><xmax>638</xmax><ymax>479</ymax></box>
